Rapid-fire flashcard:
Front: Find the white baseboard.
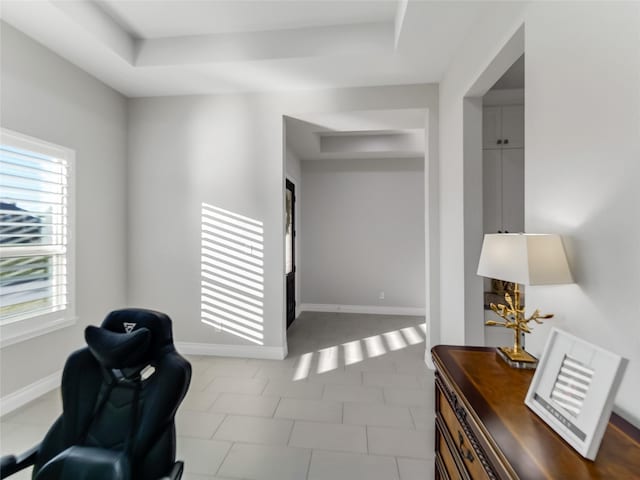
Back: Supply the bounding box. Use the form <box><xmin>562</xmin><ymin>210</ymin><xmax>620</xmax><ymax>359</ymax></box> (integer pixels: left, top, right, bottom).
<box><xmin>176</xmin><ymin>342</ymin><xmax>287</xmax><ymax>360</ymax></box>
<box><xmin>424</xmin><ymin>350</ymin><xmax>435</xmax><ymax>370</ymax></box>
<box><xmin>1</xmin><ymin>370</ymin><xmax>62</xmax><ymax>417</ymax></box>
<box><xmin>300</xmin><ymin>303</ymin><xmax>425</xmax><ymax>317</ymax></box>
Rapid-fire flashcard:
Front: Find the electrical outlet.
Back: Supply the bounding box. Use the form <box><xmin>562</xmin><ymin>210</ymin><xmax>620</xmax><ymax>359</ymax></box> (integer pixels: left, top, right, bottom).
<box><xmin>379</xmin><ymin>291</ymin><xmax>385</xmax><ymax>300</ymax></box>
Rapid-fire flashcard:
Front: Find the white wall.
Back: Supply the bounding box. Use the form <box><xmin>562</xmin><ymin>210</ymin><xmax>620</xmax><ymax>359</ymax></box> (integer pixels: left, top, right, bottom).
<box><xmin>439</xmin><ymin>2</ymin><xmax>640</xmax><ymax>425</ymax></box>
<box><xmin>300</xmin><ymin>157</ymin><xmax>425</xmax><ymax>311</ymax></box>
<box><xmin>0</xmin><ymin>23</ymin><xmax>128</xmax><ymax>396</ymax></box>
<box><xmin>524</xmin><ymin>2</ymin><xmax>640</xmax><ymax>427</ymax></box>
<box><xmin>127</xmin><ymin>85</ymin><xmax>438</xmax><ymax>356</ymax></box>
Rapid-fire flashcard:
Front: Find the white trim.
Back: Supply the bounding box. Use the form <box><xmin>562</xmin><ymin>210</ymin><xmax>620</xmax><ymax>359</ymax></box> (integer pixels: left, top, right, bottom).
<box><xmin>424</xmin><ymin>349</ymin><xmax>435</xmax><ymax>370</ymax></box>
<box><xmin>0</xmin><ymin>128</ymin><xmax>72</xmax><ymax>159</ymax></box>
<box><xmin>300</xmin><ymin>303</ymin><xmax>425</xmax><ymax>316</ymax></box>
<box><xmin>176</xmin><ymin>342</ymin><xmax>287</xmax><ymax>360</ymax></box>
<box><xmin>0</xmin><ymin>315</ymin><xmax>77</xmax><ymax>348</ymax></box>
<box><xmin>0</xmin><ymin>369</ymin><xmax>62</xmax><ymax>417</ymax></box>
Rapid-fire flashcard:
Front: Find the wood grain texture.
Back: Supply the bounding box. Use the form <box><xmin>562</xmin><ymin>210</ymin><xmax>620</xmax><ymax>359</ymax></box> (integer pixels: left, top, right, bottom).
<box><xmin>433</xmin><ymin>345</ymin><xmax>640</xmax><ymax>480</ymax></box>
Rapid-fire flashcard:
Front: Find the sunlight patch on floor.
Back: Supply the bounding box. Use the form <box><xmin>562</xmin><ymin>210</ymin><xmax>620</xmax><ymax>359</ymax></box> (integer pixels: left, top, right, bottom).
<box><xmin>292</xmin><ymin>323</ymin><xmax>426</xmax><ymax>381</ymax></box>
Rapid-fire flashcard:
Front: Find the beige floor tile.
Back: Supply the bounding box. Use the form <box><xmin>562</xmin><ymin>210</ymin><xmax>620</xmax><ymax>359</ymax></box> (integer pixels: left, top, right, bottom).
<box><xmin>275</xmin><ymin>398</ymin><xmax>342</xmax><ymax>423</ymax></box>
<box><xmin>247</xmin><ymin>355</ymin><xmax>302</xmax><ymax>369</ymax></box>
<box><xmin>176</xmin><ymin>410</ymin><xmax>225</xmax><ymax>438</ymax></box>
<box><xmin>182</xmin><ymin>474</ymin><xmax>235</xmax><ymax>480</ymax></box>
<box><xmin>263</xmin><ymin>379</ymin><xmax>324</xmax><ymax>399</ymax></box>
<box><xmin>205</xmin><ymin>376</ymin><xmax>267</xmax><ymax>395</ymax></box>
<box><xmin>254</xmin><ymin>365</ymin><xmax>300</xmax><ymax>381</ymax></box>
<box><xmin>345</xmin><ymin>356</ymin><xmax>397</xmax><ymax>373</ymax></box>
<box><xmin>409</xmin><ymin>407</ymin><xmax>434</xmax><ymax>431</ymax></box>
<box><xmin>210</xmin><ymin>393</ymin><xmax>280</xmax><ymax>417</ymax></box>
<box><xmin>192</xmin><ymin>362</ymin><xmax>260</xmax><ymax>390</ymax></box>
<box><xmin>307</xmin><ymin>369</ymin><xmax>362</xmax><ymax>385</ymax></box>
<box><xmin>324</xmin><ymin>384</ymin><xmax>384</xmax><ymax>404</ymax></box>
<box><xmin>367</xmin><ymin>426</ymin><xmax>431</xmax><ymax>459</ymax></box>
<box><xmin>289</xmin><ymin>421</ymin><xmax>367</xmax><ymax>453</ymax></box>
<box><xmin>384</xmin><ymin>387</ymin><xmax>430</xmax><ymax>408</ymax></box>
<box><xmin>213</xmin><ymin>415</ymin><xmax>293</xmax><ymax>445</ymax></box>
<box><xmin>2</xmin><ymin>393</ymin><xmax>62</xmax><ymax>426</ymax></box>
<box><xmin>308</xmin><ymin>450</ymin><xmax>400</xmax><ymax>480</ymax></box>
<box><xmin>397</xmin><ymin>457</ymin><xmax>434</xmax><ymax>480</ymax></box>
<box><xmin>343</xmin><ymin>402</ymin><xmax>414</xmax><ymax>428</ymax></box>
<box><xmin>218</xmin><ymin>443</ymin><xmax>311</xmax><ymax>480</ymax></box>
<box><xmin>181</xmin><ymin>391</ymin><xmax>220</xmax><ymax>412</ymax></box>
<box><xmin>394</xmin><ymin>357</ymin><xmax>431</xmax><ymax>376</ymax></box>
<box><xmin>176</xmin><ymin>437</ymin><xmax>231</xmax><ymax>475</ymax></box>
<box><xmin>0</xmin><ymin>423</ymin><xmax>51</xmax><ymax>455</ymax></box>
<box><xmin>418</xmin><ymin>374</ymin><xmax>436</xmax><ymax>391</ymax></box>
<box><xmin>363</xmin><ymin>372</ymin><xmax>421</xmax><ymax>389</ymax></box>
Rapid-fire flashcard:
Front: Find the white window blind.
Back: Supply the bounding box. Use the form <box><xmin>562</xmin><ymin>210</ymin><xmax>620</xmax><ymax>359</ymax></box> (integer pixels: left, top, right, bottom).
<box><xmin>0</xmin><ymin>130</ymin><xmax>72</xmax><ymax>326</ymax></box>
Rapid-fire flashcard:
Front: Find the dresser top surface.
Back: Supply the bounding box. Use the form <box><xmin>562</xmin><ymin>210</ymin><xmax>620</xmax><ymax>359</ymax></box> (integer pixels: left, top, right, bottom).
<box><xmin>432</xmin><ymin>345</ymin><xmax>640</xmax><ymax>480</ymax></box>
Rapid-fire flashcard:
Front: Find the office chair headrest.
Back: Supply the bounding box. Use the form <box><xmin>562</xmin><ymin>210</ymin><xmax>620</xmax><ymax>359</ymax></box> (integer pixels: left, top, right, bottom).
<box><xmin>85</xmin><ymin>308</ymin><xmax>176</xmax><ymax>369</ymax></box>
<box><xmin>85</xmin><ymin>325</ymin><xmax>151</xmax><ymax>370</ymax></box>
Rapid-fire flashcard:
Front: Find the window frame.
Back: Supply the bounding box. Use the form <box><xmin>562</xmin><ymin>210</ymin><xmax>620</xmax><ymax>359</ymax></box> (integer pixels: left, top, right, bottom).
<box><xmin>0</xmin><ymin>128</ymin><xmax>76</xmax><ymax>348</ymax></box>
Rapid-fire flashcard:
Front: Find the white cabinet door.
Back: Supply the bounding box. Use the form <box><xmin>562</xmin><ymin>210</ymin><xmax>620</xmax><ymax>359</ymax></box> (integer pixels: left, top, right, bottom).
<box><xmin>483</xmin><ymin>107</ymin><xmax>502</xmax><ymax>148</ymax></box>
<box><xmin>501</xmin><ymin>148</ymin><xmax>525</xmax><ymax>233</ymax></box>
<box><xmin>500</xmin><ymin>105</ymin><xmax>524</xmax><ymax>149</ymax></box>
<box><xmin>483</xmin><ymin>149</ymin><xmax>503</xmax><ymax>233</ymax></box>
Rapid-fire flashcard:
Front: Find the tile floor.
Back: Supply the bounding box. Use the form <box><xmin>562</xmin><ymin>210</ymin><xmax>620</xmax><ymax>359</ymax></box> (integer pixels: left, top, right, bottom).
<box><xmin>0</xmin><ymin>312</ymin><xmax>435</xmax><ymax>479</ymax></box>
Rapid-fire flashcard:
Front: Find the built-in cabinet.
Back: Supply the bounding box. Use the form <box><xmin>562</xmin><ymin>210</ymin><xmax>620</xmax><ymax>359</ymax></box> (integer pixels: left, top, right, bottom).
<box><xmin>482</xmin><ymin>103</ymin><xmax>524</xmax><ymax>234</ymax></box>
<box><xmin>482</xmin><ymin>105</ymin><xmax>525</xmax><ymax>149</ymax></box>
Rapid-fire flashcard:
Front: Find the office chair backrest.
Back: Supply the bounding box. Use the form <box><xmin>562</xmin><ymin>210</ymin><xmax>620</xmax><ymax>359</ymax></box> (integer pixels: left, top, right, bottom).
<box><xmin>33</xmin><ymin>309</ymin><xmax>191</xmax><ymax>480</ymax></box>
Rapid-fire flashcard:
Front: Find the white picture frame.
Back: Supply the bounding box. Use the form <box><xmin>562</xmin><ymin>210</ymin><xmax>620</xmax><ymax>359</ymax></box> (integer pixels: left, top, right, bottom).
<box><xmin>524</xmin><ymin>328</ymin><xmax>628</xmax><ymax>460</ymax></box>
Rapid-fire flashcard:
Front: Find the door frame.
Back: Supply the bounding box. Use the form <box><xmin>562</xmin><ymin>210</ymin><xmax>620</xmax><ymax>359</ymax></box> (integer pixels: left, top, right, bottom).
<box><xmin>285</xmin><ymin>178</ymin><xmax>297</xmax><ymax>329</ymax></box>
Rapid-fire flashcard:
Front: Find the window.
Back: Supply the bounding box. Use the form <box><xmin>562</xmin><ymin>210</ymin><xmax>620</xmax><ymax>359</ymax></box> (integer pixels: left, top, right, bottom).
<box><xmin>0</xmin><ymin>128</ymin><xmax>75</xmax><ymax>347</ymax></box>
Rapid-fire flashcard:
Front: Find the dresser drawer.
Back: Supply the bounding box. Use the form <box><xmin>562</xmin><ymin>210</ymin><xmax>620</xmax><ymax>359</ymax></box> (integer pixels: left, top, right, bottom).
<box><xmin>436</xmin><ymin>419</ymin><xmax>465</xmax><ymax>480</ymax></box>
<box><xmin>437</xmin><ymin>379</ymin><xmax>491</xmax><ymax>480</ymax></box>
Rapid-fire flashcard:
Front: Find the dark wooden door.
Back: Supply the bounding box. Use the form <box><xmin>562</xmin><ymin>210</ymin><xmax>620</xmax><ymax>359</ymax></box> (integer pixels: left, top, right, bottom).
<box><xmin>285</xmin><ymin>179</ymin><xmax>296</xmax><ymax>328</ymax></box>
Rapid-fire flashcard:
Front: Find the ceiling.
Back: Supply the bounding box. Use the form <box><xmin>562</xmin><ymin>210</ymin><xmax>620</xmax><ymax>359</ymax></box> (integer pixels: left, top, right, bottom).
<box><xmin>96</xmin><ymin>1</ymin><xmax>398</xmax><ymax>38</ymax></box>
<box><xmin>0</xmin><ymin>0</ymin><xmax>494</xmax><ymax>98</ymax></box>
<box><xmin>285</xmin><ymin>109</ymin><xmax>428</xmax><ymax>161</ymax></box>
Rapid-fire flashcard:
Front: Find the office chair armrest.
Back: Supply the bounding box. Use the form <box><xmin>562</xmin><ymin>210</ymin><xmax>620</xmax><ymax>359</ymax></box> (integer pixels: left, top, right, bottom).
<box><xmin>0</xmin><ymin>443</ymin><xmax>40</xmax><ymax>478</ymax></box>
<box><xmin>158</xmin><ymin>460</ymin><xmax>184</xmax><ymax>480</ymax></box>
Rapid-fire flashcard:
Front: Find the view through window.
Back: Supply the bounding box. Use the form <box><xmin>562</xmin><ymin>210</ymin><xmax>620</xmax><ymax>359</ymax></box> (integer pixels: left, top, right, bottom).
<box><xmin>0</xmin><ymin>129</ymin><xmax>72</xmax><ymax>326</ymax></box>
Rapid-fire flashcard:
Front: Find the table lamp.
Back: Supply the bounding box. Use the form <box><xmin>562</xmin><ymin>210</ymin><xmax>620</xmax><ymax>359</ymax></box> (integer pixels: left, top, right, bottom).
<box><xmin>477</xmin><ymin>233</ymin><xmax>573</xmax><ymax>368</ymax></box>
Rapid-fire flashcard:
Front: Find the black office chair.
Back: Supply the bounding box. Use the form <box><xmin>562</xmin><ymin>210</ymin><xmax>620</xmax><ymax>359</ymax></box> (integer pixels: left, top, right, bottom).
<box><xmin>1</xmin><ymin>308</ymin><xmax>191</xmax><ymax>480</ymax></box>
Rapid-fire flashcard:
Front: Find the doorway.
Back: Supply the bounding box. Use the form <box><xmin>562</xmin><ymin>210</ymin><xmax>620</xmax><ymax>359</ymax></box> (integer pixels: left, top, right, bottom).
<box><xmin>461</xmin><ymin>24</ymin><xmax>524</xmax><ymax>346</ymax></box>
<box><xmin>481</xmin><ymin>54</ymin><xmax>525</xmax><ymax>348</ymax></box>
<box><xmin>285</xmin><ymin>179</ymin><xmax>296</xmax><ymax>328</ymax></box>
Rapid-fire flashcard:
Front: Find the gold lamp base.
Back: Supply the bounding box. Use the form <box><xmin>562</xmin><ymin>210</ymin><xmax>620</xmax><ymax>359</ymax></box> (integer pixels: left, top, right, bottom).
<box><xmin>485</xmin><ymin>283</ymin><xmax>550</xmax><ymax>370</ymax></box>
<box><xmin>496</xmin><ymin>346</ymin><xmax>538</xmax><ymax>369</ymax></box>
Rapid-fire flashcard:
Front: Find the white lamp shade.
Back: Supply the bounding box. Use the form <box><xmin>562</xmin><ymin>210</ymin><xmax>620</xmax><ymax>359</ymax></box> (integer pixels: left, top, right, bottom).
<box><xmin>477</xmin><ymin>234</ymin><xmax>573</xmax><ymax>285</ymax></box>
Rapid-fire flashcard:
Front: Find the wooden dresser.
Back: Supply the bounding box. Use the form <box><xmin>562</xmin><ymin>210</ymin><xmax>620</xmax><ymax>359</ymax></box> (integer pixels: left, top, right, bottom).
<box><xmin>432</xmin><ymin>345</ymin><xmax>640</xmax><ymax>479</ymax></box>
